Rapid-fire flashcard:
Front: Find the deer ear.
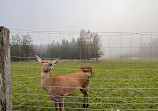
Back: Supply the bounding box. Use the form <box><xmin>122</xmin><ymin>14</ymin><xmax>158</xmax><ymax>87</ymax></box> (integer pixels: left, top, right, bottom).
<box><xmin>36</xmin><ymin>54</ymin><xmax>42</xmax><ymax>63</ymax></box>
<box><xmin>52</xmin><ymin>59</ymin><xmax>58</xmax><ymax>64</ymax></box>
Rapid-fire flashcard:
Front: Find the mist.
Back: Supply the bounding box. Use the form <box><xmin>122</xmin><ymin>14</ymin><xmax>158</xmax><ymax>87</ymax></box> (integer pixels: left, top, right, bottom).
<box><xmin>10</xmin><ymin>31</ymin><xmax>158</xmax><ymax>60</ymax></box>
<box><xmin>1</xmin><ymin>0</ymin><xmax>158</xmax><ymax>59</ymax></box>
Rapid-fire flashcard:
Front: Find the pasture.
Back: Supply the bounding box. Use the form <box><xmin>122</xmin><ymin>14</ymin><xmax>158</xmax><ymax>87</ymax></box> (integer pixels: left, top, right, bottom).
<box><xmin>11</xmin><ymin>59</ymin><xmax>158</xmax><ymax>110</ymax></box>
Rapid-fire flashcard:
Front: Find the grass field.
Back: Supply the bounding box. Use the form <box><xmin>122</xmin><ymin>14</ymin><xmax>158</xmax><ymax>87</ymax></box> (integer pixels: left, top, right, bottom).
<box><xmin>11</xmin><ymin>59</ymin><xmax>158</xmax><ymax>111</ymax></box>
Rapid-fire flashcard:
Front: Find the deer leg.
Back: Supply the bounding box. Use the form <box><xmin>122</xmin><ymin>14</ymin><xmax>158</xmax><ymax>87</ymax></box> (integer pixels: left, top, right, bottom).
<box><xmin>80</xmin><ymin>89</ymin><xmax>89</xmax><ymax>108</ymax></box>
<box><xmin>59</xmin><ymin>98</ymin><xmax>64</xmax><ymax>111</ymax></box>
<box><xmin>92</xmin><ymin>71</ymin><xmax>94</xmax><ymax>77</ymax></box>
<box><xmin>86</xmin><ymin>90</ymin><xmax>89</xmax><ymax>108</ymax></box>
<box><xmin>55</xmin><ymin>100</ymin><xmax>59</xmax><ymax>111</ymax></box>
<box><xmin>90</xmin><ymin>72</ymin><xmax>92</xmax><ymax>77</ymax></box>
<box><xmin>90</xmin><ymin>71</ymin><xmax>93</xmax><ymax>77</ymax></box>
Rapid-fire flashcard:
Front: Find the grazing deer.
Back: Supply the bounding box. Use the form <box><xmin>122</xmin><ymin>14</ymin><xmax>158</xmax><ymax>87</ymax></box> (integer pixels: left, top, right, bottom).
<box><xmin>36</xmin><ymin>54</ymin><xmax>89</xmax><ymax>111</ymax></box>
<box><xmin>78</xmin><ymin>65</ymin><xmax>94</xmax><ymax>77</ymax></box>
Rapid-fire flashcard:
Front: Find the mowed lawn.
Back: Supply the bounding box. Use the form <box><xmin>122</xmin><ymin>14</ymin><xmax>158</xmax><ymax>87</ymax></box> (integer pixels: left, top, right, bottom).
<box><xmin>11</xmin><ymin>59</ymin><xmax>158</xmax><ymax>111</ymax></box>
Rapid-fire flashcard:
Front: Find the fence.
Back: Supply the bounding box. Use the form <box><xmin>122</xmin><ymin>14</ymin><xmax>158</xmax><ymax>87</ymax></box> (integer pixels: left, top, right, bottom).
<box><xmin>0</xmin><ymin>26</ymin><xmax>158</xmax><ymax>110</ymax></box>
<box><xmin>0</xmin><ymin>26</ymin><xmax>12</xmax><ymax>111</ymax></box>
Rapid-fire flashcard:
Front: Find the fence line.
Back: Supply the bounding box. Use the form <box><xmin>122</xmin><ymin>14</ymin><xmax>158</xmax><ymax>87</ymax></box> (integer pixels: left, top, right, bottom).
<box><xmin>13</xmin><ymin>94</ymin><xmax>158</xmax><ymax>99</ymax></box>
<box><xmin>12</xmin><ymin>84</ymin><xmax>158</xmax><ymax>90</ymax></box>
<box><xmin>10</xmin><ymin>29</ymin><xmax>158</xmax><ymax>110</ymax></box>
<box><xmin>11</xmin><ymin>75</ymin><xmax>158</xmax><ymax>81</ymax></box>
<box><xmin>13</xmin><ymin>105</ymin><xmax>158</xmax><ymax>111</ymax></box>
<box><xmin>14</xmin><ymin>99</ymin><xmax>158</xmax><ymax>105</ymax></box>
<box><xmin>11</xmin><ymin>66</ymin><xmax>158</xmax><ymax>70</ymax></box>
<box><xmin>10</xmin><ymin>28</ymin><xmax>158</xmax><ymax>35</ymax></box>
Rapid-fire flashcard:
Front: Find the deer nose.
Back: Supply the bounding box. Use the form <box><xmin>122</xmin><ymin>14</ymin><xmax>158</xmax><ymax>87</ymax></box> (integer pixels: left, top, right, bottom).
<box><xmin>49</xmin><ymin>63</ymin><xmax>52</xmax><ymax>66</ymax></box>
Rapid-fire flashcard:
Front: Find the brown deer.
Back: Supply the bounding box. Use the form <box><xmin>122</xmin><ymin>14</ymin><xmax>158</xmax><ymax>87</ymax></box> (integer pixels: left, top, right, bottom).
<box><xmin>36</xmin><ymin>54</ymin><xmax>89</xmax><ymax>111</ymax></box>
<box><xmin>78</xmin><ymin>65</ymin><xmax>94</xmax><ymax>77</ymax></box>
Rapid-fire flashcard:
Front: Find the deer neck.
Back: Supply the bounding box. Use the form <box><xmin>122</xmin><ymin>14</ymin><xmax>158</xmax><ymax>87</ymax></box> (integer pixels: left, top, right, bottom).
<box><xmin>40</xmin><ymin>70</ymin><xmax>52</xmax><ymax>90</ymax></box>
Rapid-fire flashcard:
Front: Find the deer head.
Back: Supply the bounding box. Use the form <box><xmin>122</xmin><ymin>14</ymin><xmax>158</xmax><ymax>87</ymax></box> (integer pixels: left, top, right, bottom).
<box><xmin>78</xmin><ymin>64</ymin><xmax>81</xmax><ymax>69</ymax></box>
<box><xmin>36</xmin><ymin>54</ymin><xmax>58</xmax><ymax>72</ymax></box>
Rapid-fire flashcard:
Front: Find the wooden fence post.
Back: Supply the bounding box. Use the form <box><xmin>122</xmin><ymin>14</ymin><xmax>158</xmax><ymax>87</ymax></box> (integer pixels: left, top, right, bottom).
<box><xmin>0</xmin><ymin>26</ymin><xmax>12</xmax><ymax>111</ymax></box>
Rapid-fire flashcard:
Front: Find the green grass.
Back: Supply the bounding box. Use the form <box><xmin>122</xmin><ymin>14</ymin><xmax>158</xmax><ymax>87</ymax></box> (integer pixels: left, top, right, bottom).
<box><xmin>11</xmin><ymin>59</ymin><xmax>158</xmax><ymax>110</ymax></box>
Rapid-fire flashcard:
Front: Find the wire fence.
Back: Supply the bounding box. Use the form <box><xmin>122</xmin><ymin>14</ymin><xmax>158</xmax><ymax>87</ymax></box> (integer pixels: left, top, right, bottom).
<box><xmin>10</xmin><ymin>29</ymin><xmax>158</xmax><ymax>110</ymax></box>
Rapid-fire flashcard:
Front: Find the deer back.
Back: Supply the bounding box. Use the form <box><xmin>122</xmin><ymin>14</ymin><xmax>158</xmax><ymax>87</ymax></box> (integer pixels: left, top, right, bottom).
<box><xmin>47</xmin><ymin>72</ymin><xmax>89</xmax><ymax>96</ymax></box>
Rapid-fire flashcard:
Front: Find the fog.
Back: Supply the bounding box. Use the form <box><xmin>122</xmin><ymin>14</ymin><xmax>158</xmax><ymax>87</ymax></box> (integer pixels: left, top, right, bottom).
<box><xmin>1</xmin><ymin>0</ymin><xmax>158</xmax><ymax>59</ymax></box>
<box><xmin>10</xmin><ymin>31</ymin><xmax>158</xmax><ymax>59</ymax></box>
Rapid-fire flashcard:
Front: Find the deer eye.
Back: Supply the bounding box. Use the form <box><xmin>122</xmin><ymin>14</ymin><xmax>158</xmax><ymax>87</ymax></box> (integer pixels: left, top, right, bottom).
<box><xmin>49</xmin><ymin>63</ymin><xmax>52</xmax><ymax>66</ymax></box>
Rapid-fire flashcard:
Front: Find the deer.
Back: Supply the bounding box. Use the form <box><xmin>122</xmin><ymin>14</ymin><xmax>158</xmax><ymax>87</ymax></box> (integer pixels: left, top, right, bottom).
<box><xmin>78</xmin><ymin>65</ymin><xmax>94</xmax><ymax>77</ymax></box>
<box><xmin>36</xmin><ymin>54</ymin><xmax>89</xmax><ymax>111</ymax></box>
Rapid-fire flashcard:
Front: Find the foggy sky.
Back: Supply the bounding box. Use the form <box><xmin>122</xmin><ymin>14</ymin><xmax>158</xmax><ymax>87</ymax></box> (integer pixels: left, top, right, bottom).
<box><xmin>1</xmin><ymin>0</ymin><xmax>158</xmax><ymax>58</ymax></box>
<box><xmin>1</xmin><ymin>0</ymin><xmax>158</xmax><ymax>32</ymax></box>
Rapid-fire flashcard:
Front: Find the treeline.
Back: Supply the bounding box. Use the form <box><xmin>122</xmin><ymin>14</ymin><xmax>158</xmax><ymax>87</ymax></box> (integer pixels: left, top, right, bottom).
<box><xmin>10</xmin><ymin>30</ymin><xmax>103</xmax><ymax>61</ymax></box>
<box><xmin>10</xmin><ymin>34</ymin><xmax>34</xmax><ymax>61</ymax></box>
